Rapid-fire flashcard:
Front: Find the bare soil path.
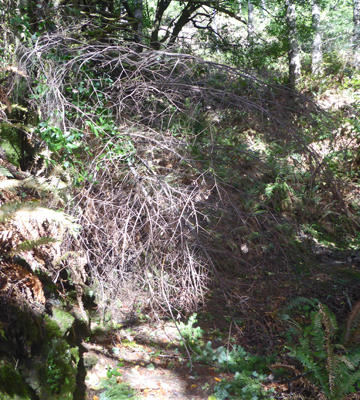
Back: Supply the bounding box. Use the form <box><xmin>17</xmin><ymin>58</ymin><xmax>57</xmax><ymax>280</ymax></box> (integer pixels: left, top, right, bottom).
<box><xmin>83</xmin><ymin>321</ymin><xmax>226</xmax><ymax>400</ymax></box>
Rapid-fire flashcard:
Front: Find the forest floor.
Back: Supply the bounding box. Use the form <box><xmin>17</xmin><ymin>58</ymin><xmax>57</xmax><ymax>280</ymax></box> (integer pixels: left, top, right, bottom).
<box><xmin>72</xmin><ymin>86</ymin><xmax>360</xmax><ymax>400</ymax></box>
<box><xmin>79</xmin><ymin>247</ymin><xmax>360</xmax><ymax>400</ymax></box>
<box><xmin>82</xmin><ymin>321</ymin><xmax>223</xmax><ymax>399</ymax></box>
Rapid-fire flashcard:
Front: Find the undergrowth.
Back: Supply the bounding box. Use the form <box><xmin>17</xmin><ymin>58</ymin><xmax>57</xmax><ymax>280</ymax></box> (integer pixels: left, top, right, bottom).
<box><xmin>99</xmin><ymin>366</ymin><xmax>138</xmax><ymax>400</ymax></box>
<box><xmin>179</xmin><ymin>314</ymin><xmax>275</xmax><ymax>399</ymax></box>
<box><xmin>179</xmin><ymin>304</ymin><xmax>360</xmax><ymax>400</ymax></box>
<box><xmin>280</xmin><ymin>298</ymin><xmax>360</xmax><ymax>399</ymax></box>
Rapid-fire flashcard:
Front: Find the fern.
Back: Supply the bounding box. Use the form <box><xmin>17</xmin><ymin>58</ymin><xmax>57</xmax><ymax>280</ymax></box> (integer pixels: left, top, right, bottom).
<box><xmin>345</xmin><ymin>301</ymin><xmax>360</xmax><ymax>347</ymax></box>
<box><xmin>99</xmin><ymin>377</ymin><xmax>138</xmax><ymax>400</ymax></box>
<box><xmin>10</xmin><ymin>237</ymin><xmax>58</xmax><ymax>255</ymax></box>
<box><xmin>285</xmin><ymin>300</ymin><xmax>360</xmax><ymax>399</ymax></box>
<box><xmin>0</xmin><ymin>201</ymin><xmax>80</xmax><ymax>235</ymax></box>
<box><xmin>0</xmin><ymin>176</ymin><xmax>68</xmax><ymax>192</ymax></box>
<box><xmin>0</xmin><ymin>178</ymin><xmax>27</xmax><ymax>190</ymax></box>
<box><xmin>0</xmin><ymin>166</ymin><xmax>13</xmax><ymax>178</ymax></box>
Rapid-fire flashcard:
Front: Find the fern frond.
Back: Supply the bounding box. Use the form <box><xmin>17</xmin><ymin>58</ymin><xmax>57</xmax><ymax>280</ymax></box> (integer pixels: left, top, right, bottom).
<box><xmin>317</xmin><ymin>303</ymin><xmax>338</xmax><ymax>392</ymax></box>
<box><xmin>332</xmin><ymin>362</ymin><xmax>360</xmax><ymax>399</ymax></box>
<box><xmin>0</xmin><ymin>179</ymin><xmax>24</xmax><ymax>190</ymax></box>
<box><xmin>286</xmin><ymin>300</ymin><xmax>360</xmax><ymax>399</ymax></box>
<box><xmin>0</xmin><ymin>176</ymin><xmax>68</xmax><ymax>192</ymax></box>
<box><xmin>17</xmin><ymin>206</ymin><xmax>79</xmax><ymax>231</ymax></box>
<box><xmin>287</xmin><ymin>297</ymin><xmax>319</xmax><ymax>311</ymax></box>
<box><xmin>345</xmin><ymin>301</ymin><xmax>360</xmax><ymax>346</ymax></box>
<box><xmin>319</xmin><ymin>303</ymin><xmax>337</xmax><ymax>337</ymax></box>
<box><xmin>0</xmin><ymin>201</ymin><xmax>81</xmax><ymax>234</ymax></box>
<box><xmin>10</xmin><ymin>237</ymin><xmax>58</xmax><ymax>255</ymax></box>
<box><xmin>339</xmin><ymin>356</ymin><xmax>356</xmax><ymax>371</ymax></box>
<box><xmin>0</xmin><ymin>166</ymin><xmax>13</xmax><ymax>178</ymax></box>
<box><xmin>0</xmin><ymin>201</ymin><xmax>28</xmax><ymax>221</ymax></box>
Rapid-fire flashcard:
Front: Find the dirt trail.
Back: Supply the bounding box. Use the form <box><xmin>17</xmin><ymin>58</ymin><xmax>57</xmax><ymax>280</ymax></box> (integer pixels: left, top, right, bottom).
<box><xmin>83</xmin><ymin>321</ymin><xmax>222</xmax><ymax>400</ymax></box>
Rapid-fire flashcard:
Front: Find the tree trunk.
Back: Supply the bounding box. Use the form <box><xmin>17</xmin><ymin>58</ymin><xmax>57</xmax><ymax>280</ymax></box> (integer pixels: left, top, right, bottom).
<box><xmin>311</xmin><ymin>0</ymin><xmax>322</xmax><ymax>75</ymax></box>
<box><xmin>168</xmin><ymin>4</ymin><xmax>200</xmax><ymax>46</ymax></box>
<box><xmin>260</xmin><ymin>0</ymin><xmax>266</xmax><ymax>20</ymax></box>
<box><xmin>354</xmin><ymin>0</ymin><xmax>360</xmax><ymax>67</ymax></box>
<box><xmin>212</xmin><ymin>9</ymin><xmax>220</xmax><ymax>53</ymax></box>
<box><xmin>134</xmin><ymin>0</ymin><xmax>143</xmax><ymax>48</ymax></box>
<box><xmin>150</xmin><ymin>0</ymin><xmax>172</xmax><ymax>49</ymax></box>
<box><xmin>247</xmin><ymin>0</ymin><xmax>254</xmax><ymax>44</ymax></box>
<box><xmin>286</xmin><ymin>0</ymin><xmax>301</xmax><ymax>88</ymax></box>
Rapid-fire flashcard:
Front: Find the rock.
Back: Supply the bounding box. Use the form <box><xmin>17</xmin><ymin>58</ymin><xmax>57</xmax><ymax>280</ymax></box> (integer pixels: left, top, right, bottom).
<box><xmin>83</xmin><ymin>353</ymin><xmax>98</xmax><ymax>370</ymax></box>
<box><xmin>85</xmin><ymin>369</ymin><xmax>108</xmax><ymax>390</ymax></box>
<box><xmin>51</xmin><ymin>307</ymin><xmax>75</xmax><ymax>337</ymax></box>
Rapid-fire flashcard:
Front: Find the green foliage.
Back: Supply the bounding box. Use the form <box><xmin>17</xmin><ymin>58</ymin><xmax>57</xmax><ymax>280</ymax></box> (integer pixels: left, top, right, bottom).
<box><xmin>106</xmin><ymin>365</ymin><xmax>122</xmax><ymax>379</ymax></box>
<box><xmin>10</xmin><ymin>237</ymin><xmax>58</xmax><ymax>255</ymax></box>
<box><xmin>283</xmin><ymin>299</ymin><xmax>360</xmax><ymax>399</ymax></box>
<box><xmin>46</xmin><ymin>353</ymin><xmax>63</xmax><ymax>394</ymax></box>
<box><xmin>214</xmin><ymin>370</ymin><xmax>274</xmax><ymax>400</ymax></box>
<box><xmin>0</xmin><ymin>167</ymin><xmax>13</xmax><ymax>178</ymax></box>
<box><xmin>178</xmin><ymin>313</ymin><xmax>204</xmax><ymax>348</ymax></box>
<box><xmin>193</xmin><ymin>341</ymin><xmax>274</xmax><ymax>399</ymax></box>
<box><xmin>0</xmin><ymin>123</ymin><xmax>23</xmax><ymax>167</ymax></box>
<box><xmin>99</xmin><ymin>376</ymin><xmax>138</xmax><ymax>400</ymax></box>
<box><xmin>35</xmin><ymin>121</ymin><xmax>82</xmax><ymax>156</ymax></box>
<box><xmin>0</xmin><ymin>201</ymin><xmax>80</xmax><ymax>236</ymax></box>
<box><xmin>43</xmin><ymin>337</ymin><xmax>78</xmax><ymax>397</ymax></box>
<box><xmin>0</xmin><ymin>362</ymin><xmax>31</xmax><ymax>399</ymax></box>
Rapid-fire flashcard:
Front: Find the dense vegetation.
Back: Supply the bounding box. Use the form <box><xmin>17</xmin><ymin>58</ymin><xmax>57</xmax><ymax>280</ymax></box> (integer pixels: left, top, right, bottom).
<box><xmin>1</xmin><ymin>0</ymin><xmax>360</xmax><ymax>398</ymax></box>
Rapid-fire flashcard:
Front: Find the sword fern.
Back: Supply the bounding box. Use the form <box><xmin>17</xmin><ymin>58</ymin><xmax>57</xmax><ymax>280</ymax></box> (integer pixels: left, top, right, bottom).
<box><xmin>285</xmin><ymin>299</ymin><xmax>360</xmax><ymax>399</ymax></box>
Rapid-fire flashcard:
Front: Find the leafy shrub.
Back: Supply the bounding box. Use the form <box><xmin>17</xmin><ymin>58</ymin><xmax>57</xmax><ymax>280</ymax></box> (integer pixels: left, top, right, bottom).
<box><xmin>178</xmin><ymin>313</ymin><xmax>204</xmax><ymax>348</ymax></box>
<box><xmin>214</xmin><ymin>370</ymin><xmax>274</xmax><ymax>400</ymax></box>
<box><xmin>43</xmin><ymin>337</ymin><xmax>78</xmax><ymax>397</ymax></box>
<box><xmin>193</xmin><ymin>341</ymin><xmax>274</xmax><ymax>399</ymax></box>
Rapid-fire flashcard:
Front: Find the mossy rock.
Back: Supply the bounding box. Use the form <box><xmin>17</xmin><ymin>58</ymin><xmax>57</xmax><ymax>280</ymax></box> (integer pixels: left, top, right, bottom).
<box><xmin>51</xmin><ymin>307</ymin><xmax>75</xmax><ymax>337</ymax></box>
<box><xmin>20</xmin><ymin>337</ymin><xmax>78</xmax><ymax>400</ymax></box>
<box><xmin>39</xmin><ymin>337</ymin><xmax>78</xmax><ymax>400</ymax></box>
<box><xmin>0</xmin><ymin>303</ymin><xmax>78</xmax><ymax>400</ymax></box>
<box><xmin>83</xmin><ymin>353</ymin><xmax>98</xmax><ymax>370</ymax></box>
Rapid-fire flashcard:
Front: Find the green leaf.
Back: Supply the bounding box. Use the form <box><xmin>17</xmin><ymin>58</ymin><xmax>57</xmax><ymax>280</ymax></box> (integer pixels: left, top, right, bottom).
<box><xmin>146</xmin><ymin>363</ymin><xmax>155</xmax><ymax>371</ymax></box>
<box><xmin>110</xmin><ymin>369</ymin><xmax>121</xmax><ymax>376</ymax></box>
<box><xmin>0</xmin><ymin>167</ymin><xmax>13</xmax><ymax>178</ymax></box>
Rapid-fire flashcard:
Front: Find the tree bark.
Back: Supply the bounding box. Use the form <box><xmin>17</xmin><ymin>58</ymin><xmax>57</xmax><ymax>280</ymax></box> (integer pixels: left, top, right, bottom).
<box><xmin>212</xmin><ymin>9</ymin><xmax>219</xmax><ymax>52</ymax></box>
<box><xmin>150</xmin><ymin>0</ymin><xmax>172</xmax><ymax>49</ymax></box>
<box><xmin>311</xmin><ymin>0</ymin><xmax>322</xmax><ymax>75</ymax></box>
<box><xmin>168</xmin><ymin>4</ymin><xmax>200</xmax><ymax>46</ymax></box>
<box><xmin>286</xmin><ymin>0</ymin><xmax>301</xmax><ymax>88</ymax></box>
<box><xmin>247</xmin><ymin>0</ymin><xmax>254</xmax><ymax>44</ymax></box>
<box><xmin>354</xmin><ymin>0</ymin><xmax>360</xmax><ymax>67</ymax></box>
<box><xmin>134</xmin><ymin>0</ymin><xmax>143</xmax><ymax>47</ymax></box>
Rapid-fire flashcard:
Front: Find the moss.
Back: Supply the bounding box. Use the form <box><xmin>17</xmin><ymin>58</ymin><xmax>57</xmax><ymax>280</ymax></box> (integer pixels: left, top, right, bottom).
<box><xmin>0</xmin><ymin>362</ymin><xmax>31</xmax><ymax>400</ymax></box>
<box><xmin>41</xmin><ymin>337</ymin><xmax>78</xmax><ymax>399</ymax></box>
<box><xmin>83</xmin><ymin>353</ymin><xmax>98</xmax><ymax>370</ymax></box>
<box><xmin>51</xmin><ymin>308</ymin><xmax>75</xmax><ymax>337</ymax></box>
<box><xmin>44</xmin><ymin>316</ymin><xmax>64</xmax><ymax>342</ymax></box>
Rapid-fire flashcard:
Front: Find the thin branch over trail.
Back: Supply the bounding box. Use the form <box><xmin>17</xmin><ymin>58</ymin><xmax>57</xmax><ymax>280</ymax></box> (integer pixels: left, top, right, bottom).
<box><xmin>16</xmin><ymin>27</ymin><xmax>347</xmax><ymax>320</ymax></box>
